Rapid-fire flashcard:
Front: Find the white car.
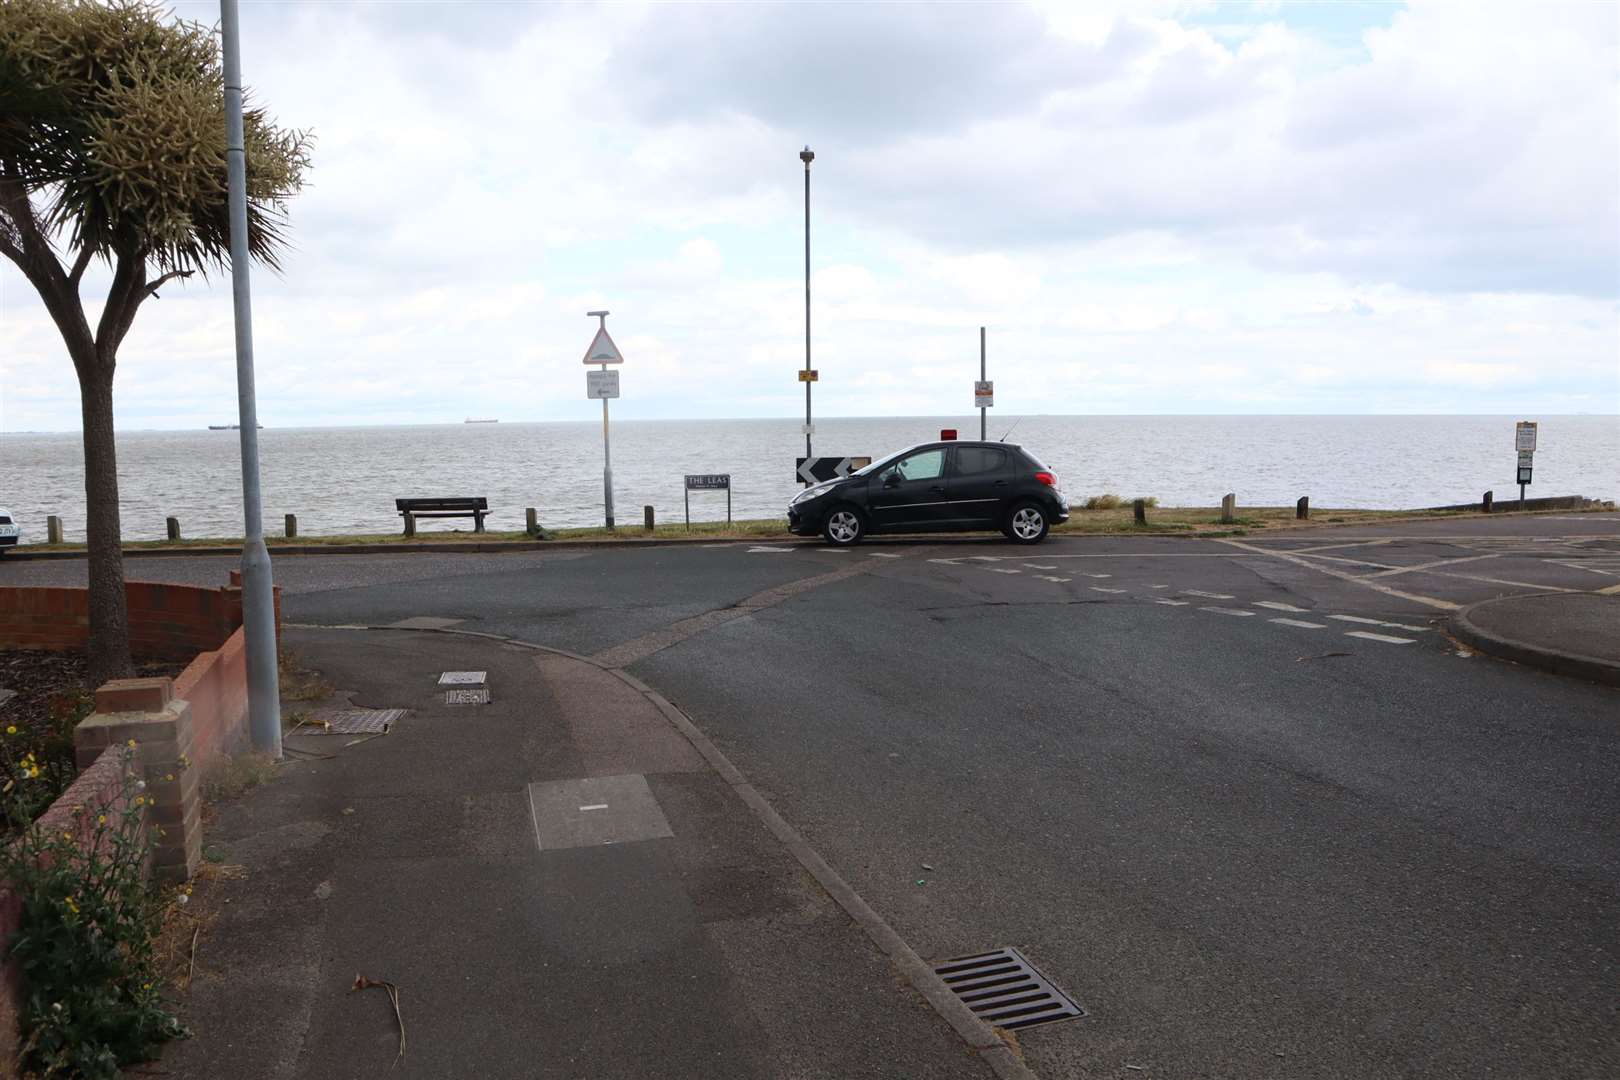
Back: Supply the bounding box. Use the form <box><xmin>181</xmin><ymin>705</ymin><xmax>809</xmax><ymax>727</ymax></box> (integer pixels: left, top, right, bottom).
<box><xmin>0</xmin><ymin>507</ymin><xmax>19</xmax><ymax>553</ymax></box>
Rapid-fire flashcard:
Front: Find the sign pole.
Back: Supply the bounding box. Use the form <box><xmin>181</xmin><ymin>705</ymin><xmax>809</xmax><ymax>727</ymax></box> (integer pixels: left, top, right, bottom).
<box><xmin>601</xmin><ymin>366</ymin><xmax>614</xmax><ymax>529</ymax></box>
<box><xmin>979</xmin><ymin>326</ymin><xmax>986</xmax><ymax>441</ymax></box>
<box><xmin>801</xmin><ymin>145</ymin><xmax>815</xmax><ymax>463</ymax></box>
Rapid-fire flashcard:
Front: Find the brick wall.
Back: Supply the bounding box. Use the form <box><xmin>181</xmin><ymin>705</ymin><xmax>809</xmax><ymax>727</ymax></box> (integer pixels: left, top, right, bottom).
<box><xmin>172</xmin><ymin>627</ymin><xmax>251</xmax><ymax>767</ymax></box>
<box><xmin>0</xmin><ymin>580</ymin><xmax>277</xmax><ymax>660</ymax></box>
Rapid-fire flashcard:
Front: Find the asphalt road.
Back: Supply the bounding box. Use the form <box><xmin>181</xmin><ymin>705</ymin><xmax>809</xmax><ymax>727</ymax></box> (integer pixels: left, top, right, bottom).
<box><xmin>5</xmin><ymin>512</ymin><xmax>1618</xmax><ymax>1078</ymax></box>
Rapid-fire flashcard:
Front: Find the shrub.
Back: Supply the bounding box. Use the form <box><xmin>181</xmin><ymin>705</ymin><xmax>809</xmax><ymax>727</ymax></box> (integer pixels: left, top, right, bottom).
<box><xmin>1082</xmin><ymin>494</ymin><xmax>1124</xmax><ymax>510</ymax></box>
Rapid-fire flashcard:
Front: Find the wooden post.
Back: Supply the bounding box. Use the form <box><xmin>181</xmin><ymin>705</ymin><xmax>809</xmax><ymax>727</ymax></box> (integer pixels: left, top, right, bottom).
<box><xmin>644</xmin><ymin>505</ymin><xmax>655</xmax><ymax>531</ymax></box>
<box><xmin>284</xmin><ymin>513</ymin><xmax>297</xmax><ymax>538</ymax></box>
<box><xmin>166</xmin><ymin>516</ymin><xmax>181</xmax><ymax>541</ymax></box>
<box><xmin>525</xmin><ymin>508</ymin><xmax>538</xmax><ymax>536</ymax></box>
<box><xmin>1220</xmin><ymin>493</ymin><xmax>1236</xmax><ymax>524</ymax></box>
<box><xmin>403</xmin><ymin>511</ymin><xmax>416</xmax><ymax>538</ymax></box>
<box><xmin>1296</xmin><ymin>496</ymin><xmax>1309</xmax><ymax>520</ymax></box>
<box><xmin>1482</xmin><ymin>490</ymin><xmax>1493</xmax><ymax>514</ymax></box>
<box><xmin>1133</xmin><ymin>498</ymin><xmax>1146</xmax><ymax>525</ymax></box>
<box><xmin>47</xmin><ymin>515</ymin><xmax>63</xmax><ymax>544</ymax></box>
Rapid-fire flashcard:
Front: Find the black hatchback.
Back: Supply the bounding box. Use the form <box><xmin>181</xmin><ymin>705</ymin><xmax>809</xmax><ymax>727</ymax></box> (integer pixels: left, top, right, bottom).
<box><xmin>787</xmin><ymin>441</ymin><xmax>1069</xmax><ymax>546</ymax></box>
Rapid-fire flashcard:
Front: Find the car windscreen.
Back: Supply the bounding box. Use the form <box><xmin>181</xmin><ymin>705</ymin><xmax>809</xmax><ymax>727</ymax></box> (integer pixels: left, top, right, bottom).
<box><xmin>849</xmin><ymin>445</ymin><xmax>922</xmax><ymax>478</ymax></box>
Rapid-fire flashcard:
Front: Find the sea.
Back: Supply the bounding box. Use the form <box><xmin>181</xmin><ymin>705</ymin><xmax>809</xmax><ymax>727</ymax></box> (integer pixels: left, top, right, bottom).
<box><xmin>1</xmin><ymin>416</ymin><xmax>1615</xmax><ymax>543</ymax></box>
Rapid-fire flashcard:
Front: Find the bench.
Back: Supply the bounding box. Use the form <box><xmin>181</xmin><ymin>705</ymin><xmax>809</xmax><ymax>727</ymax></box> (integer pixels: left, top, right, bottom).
<box><xmin>395</xmin><ymin>497</ymin><xmax>489</xmax><ymax>536</ymax></box>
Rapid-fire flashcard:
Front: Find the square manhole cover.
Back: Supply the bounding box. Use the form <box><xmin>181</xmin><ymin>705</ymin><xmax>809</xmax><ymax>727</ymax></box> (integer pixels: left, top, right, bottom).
<box><xmin>438</xmin><ymin>671</ymin><xmax>487</xmax><ymax>686</ymax></box>
<box><xmin>301</xmin><ymin>708</ymin><xmax>405</xmax><ymax>735</ymax></box>
<box><xmin>446</xmin><ymin>687</ymin><xmax>490</xmax><ymax>706</ymax></box>
<box><xmin>932</xmin><ymin>947</ymin><xmax>1085</xmax><ymax>1031</ymax></box>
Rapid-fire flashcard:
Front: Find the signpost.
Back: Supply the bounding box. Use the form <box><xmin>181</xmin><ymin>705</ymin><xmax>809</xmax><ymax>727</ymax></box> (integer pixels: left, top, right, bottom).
<box><xmin>1515</xmin><ymin>421</ymin><xmax>1537</xmax><ymax>504</ymax></box>
<box><xmin>583</xmin><ymin>311</ymin><xmax>624</xmax><ymax>528</ymax></box>
<box><xmin>977</xmin><ymin>326</ymin><xmax>989</xmax><ymax>438</ymax></box>
<box><xmin>795</xmin><ymin>456</ymin><xmax>872</xmax><ymax>485</ymax></box>
<box><xmin>684</xmin><ymin>473</ymin><xmax>732</xmax><ymax>526</ymax></box>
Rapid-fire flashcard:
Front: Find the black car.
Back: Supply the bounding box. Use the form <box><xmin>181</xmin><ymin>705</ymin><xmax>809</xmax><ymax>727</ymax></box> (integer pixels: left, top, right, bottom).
<box><xmin>787</xmin><ymin>440</ymin><xmax>1069</xmax><ymax>546</ymax></box>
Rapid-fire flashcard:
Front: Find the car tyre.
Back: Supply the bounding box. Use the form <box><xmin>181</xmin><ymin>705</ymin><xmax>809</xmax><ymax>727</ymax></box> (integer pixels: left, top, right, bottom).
<box><xmin>1006</xmin><ymin>501</ymin><xmax>1049</xmax><ymax>544</ymax></box>
<box><xmin>822</xmin><ymin>505</ymin><xmax>865</xmax><ymax>546</ymax></box>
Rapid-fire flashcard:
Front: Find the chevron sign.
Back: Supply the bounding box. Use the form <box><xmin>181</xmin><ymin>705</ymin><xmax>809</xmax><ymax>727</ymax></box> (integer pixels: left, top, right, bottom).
<box><xmin>795</xmin><ymin>456</ymin><xmax>872</xmax><ymax>484</ymax></box>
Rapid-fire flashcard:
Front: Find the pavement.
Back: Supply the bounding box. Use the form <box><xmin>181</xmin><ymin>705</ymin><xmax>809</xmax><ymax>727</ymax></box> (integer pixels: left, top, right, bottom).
<box><xmin>1451</xmin><ymin>592</ymin><xmax>1620</xmax><ymax>686</ymax></box>
<box><xmin>7</xmin><ymin>511</ymin><xmax>1620</xmax><ymax>1078</ymax></box>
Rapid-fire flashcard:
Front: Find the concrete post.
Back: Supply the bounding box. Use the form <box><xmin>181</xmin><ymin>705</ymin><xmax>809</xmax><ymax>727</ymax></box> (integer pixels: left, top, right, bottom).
<box><xmin>284</xmin><ymin>513</ymin><xmax>297</xmax><ymax>538</ymax></box>
<box><xmin>403</xmin><ymin>511</ymin><xmax>416</xmax><ymax>538</ymax></box>
<box><xmin>1296</xmin><ymin>496</ymin><xmax>1309</xmax><ymax>520</ymax></box>
<box><xmin>166</xmin><ymin>516</ymin><xmax>181</xmax><ymax>541</ymax></box>
<box><xmin>1483</xmin><ymin>490</ymin><xmax>1493</xmax><ymax>514</ymax></box>
<box><xmin>644</xmin><ymin>505</ymin><xmax>655</xmax><ymax>531</ymax></box>
<box><xmin>1133</xmin><ymin>498</ymin><xmax>1146</xmax><ymax>525</ymax></box>
<box><xmin>525</xmin><ymin>508</ymin><xmax>538</xmax><ymax>536</ymax></box>
<box><xmin>47</xmin><ymin>515</ymin><xmax>63</xmax><ymax>544</ymax></box>
<box><xmin>1220</xmin><ymin>493</ymin><xmax>1236</xmax><ymax>524</ymax></box>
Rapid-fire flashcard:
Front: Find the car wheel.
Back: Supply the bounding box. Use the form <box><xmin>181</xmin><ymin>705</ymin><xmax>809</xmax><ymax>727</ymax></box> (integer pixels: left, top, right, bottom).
<box><xmin>822</xmin><ymin>505</ymin><xmax>865</xmax><ymax>546</ymax></box>
<box><xmin>1006</xmin><ymin>501</ymin><xmax>1049</xmax><ymax>544</ymax></box>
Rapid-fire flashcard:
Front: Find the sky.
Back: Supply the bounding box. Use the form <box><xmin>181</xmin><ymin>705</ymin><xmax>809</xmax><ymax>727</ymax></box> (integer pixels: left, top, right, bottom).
<box><xmin>1</xmin><ymin>0</ymin><xmax>1617</xmax><ymax>432</ymax></box>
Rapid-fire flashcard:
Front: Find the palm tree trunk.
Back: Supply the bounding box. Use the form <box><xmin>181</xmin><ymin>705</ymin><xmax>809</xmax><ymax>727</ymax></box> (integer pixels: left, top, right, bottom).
<box><xmin>77</xmin><ymin>359</ymin><xmax>132</xmax><ymax>684</ymax></box>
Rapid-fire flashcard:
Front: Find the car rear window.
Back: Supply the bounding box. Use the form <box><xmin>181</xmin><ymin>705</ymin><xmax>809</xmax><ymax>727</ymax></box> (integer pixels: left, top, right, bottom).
<box><xmin>954</xmin><ymin>446</ymin><xmax>1008</xmax><ymax>476</ymax></box>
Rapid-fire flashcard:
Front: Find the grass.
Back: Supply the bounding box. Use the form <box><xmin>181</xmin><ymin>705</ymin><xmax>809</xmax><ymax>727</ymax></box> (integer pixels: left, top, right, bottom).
<box><xmin>278</xmin><ymin>647</ymin><xmax>333</xmax><ymax>702</ymax></box>
<box><xmin>200</xmin><ymin>750</ymin><xmax>279</xmax><ymax>802</ymax></box>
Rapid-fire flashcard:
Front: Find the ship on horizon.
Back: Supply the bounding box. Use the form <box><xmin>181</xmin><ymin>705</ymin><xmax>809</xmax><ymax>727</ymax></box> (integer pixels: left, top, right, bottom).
<box><xmin>464</xmin><ymin>418</ymin><xmax>499</xmax><ymax>424</ymax></box>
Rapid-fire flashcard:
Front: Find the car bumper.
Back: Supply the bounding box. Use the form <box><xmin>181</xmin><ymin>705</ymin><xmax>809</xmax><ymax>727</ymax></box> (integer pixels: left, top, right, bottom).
<box><xmin>0</xmin><ymin>534</ymin><xmax>18</xmax><ymax>547</ymax></box>
<box><xmin>786</xmin><ymin>505</ymin><xmax>822</xmax><ymax>536</ymax></box>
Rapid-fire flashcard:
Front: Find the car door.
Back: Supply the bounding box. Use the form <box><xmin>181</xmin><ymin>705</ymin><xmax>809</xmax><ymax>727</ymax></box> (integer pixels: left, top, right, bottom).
<box><xmin>867</xmin><ymin>447</ymin><xmax>951</xmax><ymax>531</ymax></box>
<box><xmin>944</xmin><ymin>445</ymin><xmax>1012</xmax><ymax>525</ymax></box>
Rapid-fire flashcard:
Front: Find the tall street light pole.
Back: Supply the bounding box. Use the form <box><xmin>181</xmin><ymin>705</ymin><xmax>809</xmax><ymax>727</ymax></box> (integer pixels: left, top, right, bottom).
<box><xmin>801</xmin><ymin>145</ymin><xmax>814</xmax><ymax>461</ymax></box>
<box><xmin>220</xmin><ymin>0</ymin><xmax>281</xmax><ymax>757</ymax></box>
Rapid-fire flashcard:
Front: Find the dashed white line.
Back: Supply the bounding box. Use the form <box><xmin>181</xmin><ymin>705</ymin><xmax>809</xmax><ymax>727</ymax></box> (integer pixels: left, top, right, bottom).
<box><xmin>1344</xmin><ymin>630</ymin><xmax>1416</xmax><ymax>645</ymax></box>
<box><xmin>1023</xmin><ymin>564</ymin><xmax>1059</xmax><ymax>570</ymax></box>
<box><xmin>1153</xmin><ymin>598</ymin><xmax>1190</xmax><ymax>606</ymax></box>
<box><xmin>1328</xmin><ymin>614</ymin><xmax>1430</xmax><ymax>632</ymax></box>
<box><xmin>1183</xmin><ymin>590</ymin><xmax>1236</xmax><ymax>600</ymax></box>
<box><xmin>986</xmin><ymin>567</ymin><xmax>1022</xmax><ymax>574</ymax></box>
<box><xmin>1149</xmin><ymin>584</ymin><xmax>1169</xmax><ymax>589</ymax></box>
<box><xmin>927</xmin><ymin>558</ymin><xmax>965</xmax><ymax>565</ymax></box>
<box><xmin>579</xmin><ymin>804</ymin><xmax>609</xmax><ymax>812</ymax></box>
<box><xmin>1090</xmin><ymin>586</ymin><xmax>1127</xmax><ymax>594</ymax></box>
<box><xmin>1035</xmin><ymin>575</ymin><xmax>1072</xmax><ymax>583</ymax></box>
<box><xmin>1199</xmin><ymin>606</ymin><xmax>1255</xmax><ymax>617</ymax></box>
<box><xmin>1082</xmin><ymin>573</ymin><xmax>1113</xmax><ymax>579</ymax></box>
<box><xmin>1269</xmin><ymin>618</ymin><xmax>1327</xmax><ymax>629</ymax></box>
<box><xmin>968</xmin><ymin>556</ymin><xmax>1001</xmax><ymax>562</ymax></box>
<box><xmin>747</xmin><ymin>546</ymin><xmax>794</xmax><ymax>554</ymax></box>
<box><xmin>868</xmin><ymin>552</ymin><xmax>903</xmax><ymax>558</ymax></box>
<box><xmin>1254</xmin><ymin>601</ymin><xmax>1310</xmax><ymax>613</ymax></box>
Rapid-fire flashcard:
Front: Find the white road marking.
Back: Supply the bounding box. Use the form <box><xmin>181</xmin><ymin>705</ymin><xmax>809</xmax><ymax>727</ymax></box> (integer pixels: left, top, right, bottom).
<box><xmin>1199</xmin><ymin>606</ymin><xmax>1255</xmax><ymax>617</ymax></box>
<box><xmin>1217</xmin><ymin>538</ymin><xmax>1460</xmax><ymax>612</ymax></box>
<box><xmin>1328</xmin><ymin>614</ymin><xmax>1430</xmax><ymax>632</ymax></box>
<box><xmin>927</xmin><ymin>557</ymin><xmax>965</xmax><ymax>565</ymax></box>
<box><xmin>1363</xmin><ymin>553</ymin><xmax>1500</xmax><ymax>579</ymax></box>
<box><xmin>968</xmin><ymin>556</ymin><xmax>1002</xmax><ymax>562</ymax></box>
<box><xmin>579</xmin><ymin>804</ymin><xmax>609</xmax><ymax>812</ymax></box>
<box><xmin>1344</xmin><ymin>630</ymin><xmax>1416</xmax><ymax>645</ymax></box>
<box><xmin>1090</xmin><ymin>586</ymin><xmax>1127</xmax><ymax>594</ymax></box>
<box><xmin>1083</xmin><ymin>573</ymin><xmax>1113</xmax><ymax>579</ymax></box>
<box><xmin>823</xmin><ymin>548</ymin><xmax>852</xmax><ymax>553</ymax></box>
<box><xmin>868</xmin><ymin>552</ymin><xmax>903</xmax><ymax>558</ymax></box>
<box><xmin>1023</xmin><ymin>564</ymin><xmax>1058</xmax><ymax>570</ymax></box>
<box><xmin>1153</xmin><ymin>598</ymin><xmax>1190</xmax><ymax>606</ymax></box>
<box><xmin>1269</xmin><ymin>618</ymin><xmax>1327</xmax><ymax>629</ymax></box>
<box><xmin>748</xmin><ymin>546</ymin><xmax>794</xmax><ymax>553</ymax></box>
<box><xmin>1183</xmin><ymin>590</ymin><xmax>1235</xmax><ymax>599</ymax></box>
<box><xmin>986</xmin><ymin>567</ymin><xmax>1022</xmax><ymax>574</ymax></box>
<box><xmin>1149</xmin><ymin>584</ymin><xmax>1169</xmax><ymax>589</ymax></box>
<box><xmin>1254</xmin><ymin>601</ymin><xmax>1310</xmax><ymax>612</ymax></box>
<box><xmin>1035</xmin><ymin>575</ymin><xmax>1073</xmax><ymax>583</ymax></box>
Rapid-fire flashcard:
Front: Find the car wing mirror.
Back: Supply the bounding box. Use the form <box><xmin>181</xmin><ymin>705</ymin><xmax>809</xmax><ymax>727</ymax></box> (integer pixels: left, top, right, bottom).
<box><xmin>882</xmin><ymin>473</ymin><xmax>902</xmax><ymax>488</ymax></box>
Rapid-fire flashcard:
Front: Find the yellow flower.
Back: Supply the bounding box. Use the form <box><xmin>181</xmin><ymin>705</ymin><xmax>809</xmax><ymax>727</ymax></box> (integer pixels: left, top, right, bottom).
<box><xmin>127</xmin><ymin>739</ymin><xmax>137</xmax><ymax>748</ymax></box>
<box><xmin>133</xmin><ymin>795</ymin><xmax>145</xmax><ymax>807</ymax></box>
<box><xmin>4</xmin><ymin>725</ymin><xmax>15</xmax><ymax>735</ymax></box>
<box><xmin>63</xmin><ymin>897</ymin><xmax>79</xmax><ymax>914</ymax></box>
<box><xmin>164</xmin><ymin>774</ymin><xmax>175</xmax><ymax>782</ymax></box>
<box><xmin>97</xmin><ymin>814</ymin><xmax>106</xmax><ymax>826</ymax></box>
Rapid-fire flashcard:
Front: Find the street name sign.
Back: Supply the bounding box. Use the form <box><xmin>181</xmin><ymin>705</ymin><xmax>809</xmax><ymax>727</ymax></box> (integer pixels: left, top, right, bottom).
<box><xmin>1515</xmin><ymin>421</ymin><xmax>1537</xmax><ymax>452</ymax></box>
<box><xmin>685</xmin><ymin>474</ymin><xmax>731</xmax><ymax>490</ymax></box>
<box><xmin>586</xmin><ymin>370</ymin><xmax>620</xmax><ymax>399</ymax></box>
<box><xmin>795</xmin><ymin>456</ymin><xmax>873</xmax><ymax>484</ymax></box>
<box><xmin>582</xmin><ymin>326</ymin><xmax>624</xmax><ymax>365</ymax></box>
<box><xmin>975</xmin><ymin>380</ymin><xmax>994</xmax><ymax>408</ymax></box>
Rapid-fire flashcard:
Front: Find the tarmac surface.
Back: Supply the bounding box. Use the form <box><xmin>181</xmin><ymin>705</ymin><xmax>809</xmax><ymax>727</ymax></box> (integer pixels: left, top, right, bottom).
<box><xmin>5</xmin><ymin>511</ymin><xmax>1618</xmax><ymax>1077</ymax></box>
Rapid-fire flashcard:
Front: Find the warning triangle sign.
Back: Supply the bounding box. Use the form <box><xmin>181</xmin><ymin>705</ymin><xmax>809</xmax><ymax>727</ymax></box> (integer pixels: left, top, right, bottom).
<box><xmin>581</xmin><ymin>327</ymin><xmax>624</xmax><ymax>365</ymax></box>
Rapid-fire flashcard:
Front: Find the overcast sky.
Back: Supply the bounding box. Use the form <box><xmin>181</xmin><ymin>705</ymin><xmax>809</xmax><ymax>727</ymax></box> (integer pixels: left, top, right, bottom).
<box><xmin>2</xmin><ymin>0</ymin><xmax>1616</xmax><ymax>431</ymax></box>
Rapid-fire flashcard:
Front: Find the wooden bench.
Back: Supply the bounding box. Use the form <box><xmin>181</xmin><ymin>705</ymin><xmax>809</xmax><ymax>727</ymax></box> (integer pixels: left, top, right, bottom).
<box><xmin>395</xmin><ymin>497</ymin><xmax>489</xmax><ymax>536</ymax></box>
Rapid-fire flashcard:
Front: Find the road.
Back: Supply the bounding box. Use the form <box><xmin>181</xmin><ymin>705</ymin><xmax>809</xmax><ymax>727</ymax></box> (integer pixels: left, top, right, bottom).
<box><xmin>6</xmin><ymin>512</ymin><xmax>1618</xmax><ymax>1078</ymax></box>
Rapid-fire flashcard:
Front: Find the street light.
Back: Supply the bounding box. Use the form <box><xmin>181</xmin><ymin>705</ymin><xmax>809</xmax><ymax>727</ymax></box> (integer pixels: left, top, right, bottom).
<box><xmin>801</xmin><ymin>145</ymin><xmax>814</xmax><ymax>461</ymax></box>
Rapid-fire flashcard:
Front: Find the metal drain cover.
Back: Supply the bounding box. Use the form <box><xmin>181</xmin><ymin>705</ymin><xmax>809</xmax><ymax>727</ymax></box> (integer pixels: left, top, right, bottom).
<box><xmin>303</xmin><ymin>708</ymin><xmax>405</xmax><ymax>735</ymax></box>
<box><xmin>445</xmin><ymin>687</ymin><xmax>490</xmax><ymax>706</ymax></box>
<box><xmin>932</xmin><ymin>947</ymin><xmax>1085</xmax><ymax>1030</ymax></box>
<box><xmin>438</xmin><ymin>671</ymin><xmax>487</xmax><ymax>686</ymax></box>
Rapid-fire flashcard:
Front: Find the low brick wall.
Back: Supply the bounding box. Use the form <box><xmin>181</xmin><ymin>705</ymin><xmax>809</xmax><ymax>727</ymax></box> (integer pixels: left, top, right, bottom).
<box><xmin>173</xmin><ymin>626</ymin><xmax>251</xmax><ymax>767</ymax></box>
<box><xmin>0</xmin><ymin>581</ymin><xmax>257</xmax><ymax>660</ymax></box>
<box><xmin>0</xmin><ymin>745</ymin><xmax>144</xmax><ymax>1069</ymax></box>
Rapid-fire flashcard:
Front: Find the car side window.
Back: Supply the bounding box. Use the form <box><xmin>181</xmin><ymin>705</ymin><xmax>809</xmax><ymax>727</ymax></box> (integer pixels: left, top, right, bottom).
<box><xmin>953</xmin><ymin>447</ymin><xmax>1007</xmax><ymax>476</ymax></box>
<box><xmin>890</xmin><ymin>449</ymin><xmax>946</xmax><ymax>481</ymax></box>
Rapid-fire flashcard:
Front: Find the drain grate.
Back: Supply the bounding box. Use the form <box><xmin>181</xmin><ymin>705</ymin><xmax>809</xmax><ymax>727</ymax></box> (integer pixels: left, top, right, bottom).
<box><xmin>932</xmin><ymin>947</ymin><xmax>1085</xmax><ymax>1031</ymax></box>
<box><xmin>445</xmin><ymin>687</ymin><xmax>490</xmax><ymax>706</ymax></box>
<box><xmin>301</xmin><ymin>708</ymin><xmax>405</xmax><ymax>735</ymax></box>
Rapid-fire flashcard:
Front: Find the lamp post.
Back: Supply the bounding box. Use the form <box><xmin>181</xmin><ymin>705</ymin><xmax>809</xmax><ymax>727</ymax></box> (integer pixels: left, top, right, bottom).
<box><xmin>801</xmin><ymin>145</ymin><xmax>814</xmax><ymax>461</ymax></box>
<box><xmin>220</xmin><ymin>0</ymin><xmax>280</xmax><ymax>757</ymax></box>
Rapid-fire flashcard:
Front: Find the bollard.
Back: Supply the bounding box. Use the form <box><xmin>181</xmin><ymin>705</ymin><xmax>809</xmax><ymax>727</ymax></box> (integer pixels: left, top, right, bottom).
<box><xmin>1482</xmin><ymin>490</ymin><xmax>1493</xmax><ymax>514</ymax></box>
<box><xmin>525</xmin><ymin>508</ymin><xmax>538</xmax><ymax>536</ymax></box>
<box><xmin>1133</xmin><ymin>498</ymin><xmax>1146</xmax><ymax>525</ymax></box>
<box><xmin>403</xmin><ymin>510</ymin><xmax>416</xmax><ymax>538</ymax></box>
<box><xmin>1220</xmin><ymin>493</ymin><xmax>1236</xmax><ymax>524</ymax></box>
<box><xmin>284</xmin><ymin>513</ymin><xmax>297</xmax><ymax>538</ymax></box>
<box><xmin>47</xmin><ymin>515</ymin><xmax>63</xmax><ymax>544</ymax></box>
<box><xmin>166</xmin><ymin>516</ymin><xmax>181</xmax><ymax>541</ymax></box>
<box><xmin>1296</xmin><ymin>496</ymin><xmax>1309</xmax><ymax>520</ymax></box>
<box><xmin>644</xmin><ymin>505</ymin><xmax>655</xmax><ymax>532</ymax></box>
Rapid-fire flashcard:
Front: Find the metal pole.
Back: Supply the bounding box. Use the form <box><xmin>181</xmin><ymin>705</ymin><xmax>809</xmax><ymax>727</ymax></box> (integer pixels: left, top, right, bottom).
<box><xmin>602</xmin><ymin>371</ymin><xmax>614</xmax><ymax>529</ymax></box>
<box><xmin>979</xmin><ymin>326</ymin><xmax>986</xmax><ymax>441</ymax></box>
<box><xmin>801</xmin><ymin>146</ymin><xmax>814</xmax><ymax>462</ymax></box>
<box><xmin>1520</xmin><ymin>481</ymin><xmax>1526</xmax><ymax>507</ymax></box>
<box><xmin>220</xmin><ymin>0</ymin><xmax>280</xmax><ymax>758</ymax></box>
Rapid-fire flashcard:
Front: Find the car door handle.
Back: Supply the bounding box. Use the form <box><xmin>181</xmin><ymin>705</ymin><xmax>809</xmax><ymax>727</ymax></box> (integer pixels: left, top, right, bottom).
<box><xmin>993</xmin><ymin>479</ymin><xmax>1008</xmax><ymax>486</ymax></box>
<box><xmin>930</xmin><ymin>485</ymin><xmax>946</xmax><ymax>494</ymax></box>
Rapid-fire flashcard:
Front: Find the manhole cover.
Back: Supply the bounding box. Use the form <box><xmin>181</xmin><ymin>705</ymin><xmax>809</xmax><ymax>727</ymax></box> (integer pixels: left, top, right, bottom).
<box><xmin>445</xmin><ymin>687</ymin><xmax>490</xmax><ymax>706</ymax></box>
<box><xmin>438</xmin><ymin>671</ymin><xmax>487</xmax><ymax>686</ymax></box>
<box><xmin>302</xmin><ymin>709</ymin><xmax>405</xmax><ymax>735</ymax></box>
<box><xmin>932</xmin><ymin>947</ymin><xmax>1085</xmax><ymax>1031</ymax></box>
